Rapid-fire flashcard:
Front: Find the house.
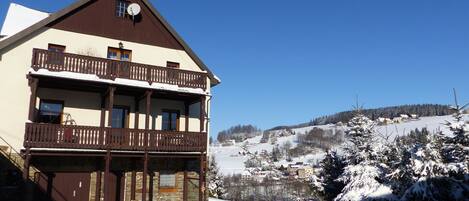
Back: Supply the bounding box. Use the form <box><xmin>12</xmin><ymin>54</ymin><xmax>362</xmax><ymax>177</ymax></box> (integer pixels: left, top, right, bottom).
<box><xmin>377</xmin><ymin>117</ymin><xmax>393</xmax><ymax>125</ymax></box>
<box><xmin>222</xmin><ymin>139</ymin><xmax>236</xmax><ymax>147</ymax></box>
<box><xmin>297</xmin><ymin>166</ymin><xmax>314</xmax><ymax>179</ymax></box>
<box><xmin>400</xmin><ymin>114</ymin><xmax>410</xmax><ymax>120</ymax></box>
<box><xmin>0</xmin><ymin>1</ymin><xmax>219</xmax><ymax>201</ymax></box>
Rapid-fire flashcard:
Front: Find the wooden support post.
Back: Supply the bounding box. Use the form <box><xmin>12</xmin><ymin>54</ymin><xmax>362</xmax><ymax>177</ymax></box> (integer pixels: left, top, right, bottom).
<box><xmin>104</xmin><ymin>151</ymin><xmax>111</xmax><ymax>201</ymax></box>
<box><xmin>131</xmin><ymin>160</ymin><xmax>136</xmax><ymax>201</ymax></box>
<box><xmin>199</xmin><ymin>96</ymin><xmax>206</xmax><ymax>132</ymax></box>
<box><xmin>107</xmin><ymin>87</ymin><xmax>116</xmax><ymax>127</ymax></box>
<box><xmin>134</xmin><ymin>97</ymin><xmax>140</xmax><ymax>129</ymax></box>
<box><xmin>185</xmin><ymin>101</ymin><xmax>190</xmax><ymax>132</ymax></box>
<box><xmin>183</xmin><ymin>159</ymin><xmax>188</xmax><ymax>201</ymax></box>
<box><xmin>149</xmin><ymin>172</ymin><xmax>154</xmax><ymax>201</ymax></box>
<box><xmin>96</xmin><ymin>171</ymin><xmax>102</xmax><ymax>201</ymax></box>
<box><xmin>27</xmin><ymin>76</ymin><xmax>38</xmax><ymax>122</ymax></box>
<box><xmin>142</xmin><ymin>152</ymin><xmax>149</xmax><ymax>201</ymax></box>
<box><xmin>100</xmin><ymin>94</ymin><xmax>106</xmax><ymax>147</ymax></box>
<box><xmin>23</xmin><ymin>148</ymin><xmax>31</xmax><ymax>180</ymax></box>
<box><xmin>199</xmin><ymin>155</ymin><xmax>204</xmax><ymax>201</ymax></box>
<box><xmin>144</xmin><ymin>90</ymin><xmax>152</xmax><ymax>147</ymax></box>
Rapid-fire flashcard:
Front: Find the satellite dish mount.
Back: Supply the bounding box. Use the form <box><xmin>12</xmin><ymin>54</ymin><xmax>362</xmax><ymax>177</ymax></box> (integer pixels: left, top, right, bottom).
<box><xmin>127</xmin><ymin>3</ymin><xmax>141</xmax><ymax>23</ymax></box>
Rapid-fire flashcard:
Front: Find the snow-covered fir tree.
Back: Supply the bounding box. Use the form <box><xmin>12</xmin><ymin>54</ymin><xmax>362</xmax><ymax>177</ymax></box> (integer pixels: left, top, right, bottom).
<box><xmin>334</xmin><ymin>108</ymin><xmax>396</xmax><ymax>201</ymax></box>
<box><xmin>442</xmin><ymin>97</ymin><xmax>469</xmax><ymax>174</ymax></box>
<box><xmin>311</xmin><ymin>150</ymin><xmax>345</xmax><ymax>201</ymax></box>
<box><xmin>208</xmin><ymin>156</ymin><xmax>227</xmax><ymax>199</ymax></box>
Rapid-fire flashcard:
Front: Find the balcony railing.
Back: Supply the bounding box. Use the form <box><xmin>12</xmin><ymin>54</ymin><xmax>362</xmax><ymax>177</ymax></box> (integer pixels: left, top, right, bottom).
<box><xmin>31</xmin><ymin>49</ymin><xmax>207</xmax><ymax>90</ymax></box>
<box><xmin>24</xmin><ymin>123</ymin><xmax>207</xmax><ymax>152</ymax></box>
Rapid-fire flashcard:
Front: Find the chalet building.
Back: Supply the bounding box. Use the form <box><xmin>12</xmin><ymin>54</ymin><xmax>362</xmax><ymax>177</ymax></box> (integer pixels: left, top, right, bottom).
<box><xmin>0</xmin><ymin>0</ymin><xmax>219</xmax><ymax>201</ymax></box>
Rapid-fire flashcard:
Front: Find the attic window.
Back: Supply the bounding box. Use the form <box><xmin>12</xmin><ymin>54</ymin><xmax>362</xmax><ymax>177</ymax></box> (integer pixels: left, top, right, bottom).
<box><xmin>116</xmin><ymin>0</ymin><xmax>129</xmax><ymax>18</ymax></box>
<box><xmin>166</xmin><ymin>61</ymin><xmax>180</xmax><ymax>68</ymax></box>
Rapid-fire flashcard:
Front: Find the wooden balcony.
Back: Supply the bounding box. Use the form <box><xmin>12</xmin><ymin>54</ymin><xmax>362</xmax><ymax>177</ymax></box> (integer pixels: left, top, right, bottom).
<box><xmin>24</xmin><ymin>123</ymin><xmax>207</xmax><ymax>152</ymax></box>
<box><xmin>31</xmin><ymin>49</ymin><xmax>207</xmax><ymax>90</ymax></box>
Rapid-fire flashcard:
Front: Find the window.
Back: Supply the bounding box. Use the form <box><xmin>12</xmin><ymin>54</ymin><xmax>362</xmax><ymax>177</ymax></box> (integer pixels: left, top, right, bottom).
<box><xmin>48</xmin><ymin>44</ymin><xmax>65</xmax><ymax>53</ymax></box>
<box><xmin>116</xmin><ymin>0</ymin><xmax>129</xmax><ymax>18</ymax></box>
<box><xmin>159</xmin><ymin>171</ymin><xmax>176</xmax><ymax>188</ymax></box>
<box><xmin>111</xmin><ymin>106</ymin><xmax>129</xmax><ymax>128</ymax></box>
<box><xmin>162</xmin><ymin>110</ymin><xmax>179</xmax><ymax>131</ymax></box>
<box><xmin>38</xmin><ymin>100</ymin><xmax>64</xmax><ymax>124</ymax></box>
<box><xmin>107</xmin><ymin>47</ymin><xmax>132</xmax><ymax>61</ymax></box>
<box><xmin>166</xmin><ymin>61</ymin><xmax>180</xmax><ymax>68</ymax></box>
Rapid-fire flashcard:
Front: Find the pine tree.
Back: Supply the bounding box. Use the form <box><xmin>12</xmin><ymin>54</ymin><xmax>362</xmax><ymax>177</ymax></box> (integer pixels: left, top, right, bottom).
<box><xmin>334</xmin><ymin>104</ymin><xmax>396</xmax><ymax>201</ymax></box>
<box><xmin>442</xmin><ymin>89</ymin><xmax>469</xmax><ymax>172</ymax></box>
<box><xmin>311</xmin><ymin>150</ymin><xmax>346</xmax><ymax>201</ymax></box>
<box><xmin>208</xmin><ymin>156</ymin><xmax>227</xmax><ymax>199</ymax></box>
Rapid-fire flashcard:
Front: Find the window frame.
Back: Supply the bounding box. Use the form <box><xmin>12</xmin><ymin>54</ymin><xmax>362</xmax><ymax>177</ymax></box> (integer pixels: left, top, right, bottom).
<box><xmin>159</xmin><ymin>170</ymin><xmax>177</xmax><ymax>190</ymax></box>
<box><xmin>38</xmin><ymin>99</ymin><xmax>64</xmax><ymax>124</ymax></box>
<box><xmin>48</xmin><ymin>44</ymin><xmax>66</xmax><ymax>53</ymax></box>
<box><xmin>166</xmin><ymin>61</ymin><xmax>180</xmax><ymax>68</ymax></box>
<box><xmin>115</xmin><ymin>0</ymin><xmax>130</xmax><ymax>18</ymax></box>
<box><xmin>161</xmin><ymin>109</ymin><xmax>180</xmax><ymax>131</ymax></box>
<box><xmin>107</xmin><ymin>47</ymin><xmax>132</xmax><ymax>62</ymax></box>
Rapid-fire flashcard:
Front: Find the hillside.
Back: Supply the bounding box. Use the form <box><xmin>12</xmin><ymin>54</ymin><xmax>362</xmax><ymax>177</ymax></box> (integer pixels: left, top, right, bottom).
<box><xmin>268</xmin><ymin>104</ymin><xmax>452</xmax><ymax>131</ymax></box>
<box><xmin>211</xmin><ymin>115</ymin><xmax>465</xmax><ymax>175</ymax></box>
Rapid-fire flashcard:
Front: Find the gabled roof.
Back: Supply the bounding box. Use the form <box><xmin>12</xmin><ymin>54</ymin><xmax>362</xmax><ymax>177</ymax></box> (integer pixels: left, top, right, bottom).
<box><xmin>0</xmin><ymin>0</ymin><xmax>220</xmax><ymax>86</ymax></box>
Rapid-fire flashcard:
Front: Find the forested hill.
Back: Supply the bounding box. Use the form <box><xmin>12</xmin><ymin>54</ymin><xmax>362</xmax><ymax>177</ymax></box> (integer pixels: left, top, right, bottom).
<box><xmin>269</xmin><ymin>104</ymin><xmax>452</xmax><ymax>131</ymax></box>
<box><xmin>217</xmin><ymin>124</ymin><xmax>261</xmax><ymax>143</ymax></box>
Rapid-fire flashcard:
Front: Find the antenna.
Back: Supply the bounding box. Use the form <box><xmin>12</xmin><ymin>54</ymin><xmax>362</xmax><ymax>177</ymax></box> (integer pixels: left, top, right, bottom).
<box><xmin>127</xmin><ymin>3</ymin><xmax>141</xmax><ymax>21</ymax></box>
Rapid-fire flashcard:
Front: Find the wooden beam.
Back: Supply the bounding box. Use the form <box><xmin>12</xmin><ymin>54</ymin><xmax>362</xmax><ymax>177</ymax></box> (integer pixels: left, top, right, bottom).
<box><xmin>183</xmin><ymin>159</ymin><xmax>188</xmax><ymax>201</ymax></box>
<box><xmin>149</xmin><ymin>172</ymin><xmax>154</xmax><ymax>201</ymax></box>
<box><xmin>199</xmin><ymin>96</ymin><xmax>206</xmax><ymax>132</ymax></box>
<box><xmin>199</xmin><ymin>154</ymin><xmax>204</xmax><ymax>201</ymax></box>
<box><xmin>185</xmin><ymin>102</ymin><xmax>189</xmax><ymax>132</ymax></box>
<box><xmin>104</xmin><ymin>151</ymin><xmax>111</xmax><ymax>201</ymax></box>
<box><xmin>95</xmin><ymin>171</ymin><xmax>102</xmax><ymax>201</ymax></box>
<box><xmin>145</xmin><ymin>90</ymin><xmax>152</xmax><ymax>130</ymax></box>
<box><xmin>23</xmin><ymin>148</ymin><xmax>31</xmax><ymax>180</ymax></box>
<box><xmin>27</xmin><ymin>76</ymin><xmax>38</xmax><ymax>122</ymax></box>
<box><xmin>142</xmin><ymin>152</ymin><xmax>149</xmax><ymax>201</ymax></box>
<box><xmin>131</xmin><ymin>159</ymin><xmax>136</xmax><ymax>201</ymax></box>
<box><xmin>134</xmin><ymin>96</ymin><xmax>140</xmax><ymax>129</ymax></box>
<box><xmin>107</xmin><ymin>86</ymin><xmax>116</xmax><ymax>127</ymax></box>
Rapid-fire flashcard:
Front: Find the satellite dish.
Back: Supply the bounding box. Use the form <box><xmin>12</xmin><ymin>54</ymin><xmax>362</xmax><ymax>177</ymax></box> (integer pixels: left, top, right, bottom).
<box><xmin>127</xmin><ymin>3</ymin><xmax>141</xmax><ymax>16</ymax></box>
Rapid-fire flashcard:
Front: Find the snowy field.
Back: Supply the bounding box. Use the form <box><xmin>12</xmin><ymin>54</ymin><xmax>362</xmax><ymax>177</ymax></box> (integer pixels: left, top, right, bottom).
<box><xmin>211</xmin><ymin>115</ymin><xmax>466</xmax><ymax>175</ymax></box>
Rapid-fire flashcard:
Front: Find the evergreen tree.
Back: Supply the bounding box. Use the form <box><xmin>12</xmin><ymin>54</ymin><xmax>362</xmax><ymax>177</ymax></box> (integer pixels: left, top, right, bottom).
<box><xmin>311</xmin><ymin>150</ymin><xmax>346</xmax><ymax>201</ymax></box>
<box><xmin>335</xmin><ymin>105</ymin><xmax>396</xmax><ymax>201</ymax></box>
<box><xmin>208</xmin><ymin>156</ymin><xmax>227</xmax><ymax>199</ymax></box>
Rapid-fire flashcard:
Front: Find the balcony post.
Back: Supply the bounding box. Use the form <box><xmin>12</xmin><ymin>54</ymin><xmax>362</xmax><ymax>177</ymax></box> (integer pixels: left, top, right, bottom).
<box><xmin>199</xmin><ymin>96</ymin><xmax>206</xmax><ymax>132</ymax></box>
<box><xmin>107</xmin><ymin>86</ymin><xmax>116</xmax><ymax>127</ymax></box>
<box><xmin>131</xmin><ymin>159</ymin><xmax>136</xmax><ymax>201</ymax></box>
<box><xmin>199</xmin><ymin>154</ymin><xmax>204</xmax><ymax>201</ymax></box>
<box><xmin>144</xmin><ymin>90</ymin><xmax>152</xmax><ymax>146</ymax></box>
<box><xmin>104</xmin><ymin>150</ymin><xmax>111</xmax><ymax>201</ymax></box>
<box><xmin>142</xmin><ymin>152</ymin><xmax>149</xmax><ymax>201</ymax></box>
<box><xmin>27</xmin><ymin>76</ymin><xmax>38</xmax><ymax>122</ymax></box>
<box><xmin>95</xmin><ymin>171</ymin><xmax>102</xmax><ymax>201</ymax></box>
<box><xmin>185</xmin><ymin>101</ymin><xmax>190</xmax><ymax>132</ymax></box>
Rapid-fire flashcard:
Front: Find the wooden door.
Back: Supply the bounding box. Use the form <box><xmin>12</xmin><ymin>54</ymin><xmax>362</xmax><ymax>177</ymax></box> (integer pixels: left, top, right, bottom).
<box><xmin>107</xmin><ymin>172</ymin><xmax>125</xmax><ymax>201</ymax></box>
<box><xmin>36</xmin><ymin>172</ymin><xmax>91</xmax><ymax>201</ymax></box>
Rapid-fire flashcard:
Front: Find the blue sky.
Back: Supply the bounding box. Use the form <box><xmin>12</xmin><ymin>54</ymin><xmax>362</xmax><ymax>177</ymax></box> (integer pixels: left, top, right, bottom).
<box><xmin>1</xmin><ymin>0</ymin><xmax>469</xmax><ymax>138</ymax></box>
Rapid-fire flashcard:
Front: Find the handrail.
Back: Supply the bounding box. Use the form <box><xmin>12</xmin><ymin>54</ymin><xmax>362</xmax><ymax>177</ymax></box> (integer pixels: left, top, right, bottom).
<box><xmin>31</xmin><ymin>49</ymin><xmax>208</xmax><ymax>90</ymax></box>
<box><xmin>24</xmin><ymin>123</ymin><xmax>207</xmax><ymax>152</ymax></box>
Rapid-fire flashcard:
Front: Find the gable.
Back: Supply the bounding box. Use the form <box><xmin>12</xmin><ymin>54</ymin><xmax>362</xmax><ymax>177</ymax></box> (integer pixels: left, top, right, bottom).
<box><xmin>48</xmin><ymin>0</ymin><xmax>184</xmax><ymax>50</ymax></box>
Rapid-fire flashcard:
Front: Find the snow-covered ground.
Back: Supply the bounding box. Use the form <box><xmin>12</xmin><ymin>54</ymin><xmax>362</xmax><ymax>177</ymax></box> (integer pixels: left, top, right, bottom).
<box><xmin>211</xmin><ymin>115</ymin><xmax>466</xmax><ymax>175</ymax></box>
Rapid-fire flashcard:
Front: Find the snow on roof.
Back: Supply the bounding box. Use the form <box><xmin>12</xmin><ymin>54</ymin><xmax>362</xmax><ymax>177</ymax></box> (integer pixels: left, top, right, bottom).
<box><xmin>0</xmin><ymin>3</ymin><xmax>49</xmax><ymax>39</ymax></box>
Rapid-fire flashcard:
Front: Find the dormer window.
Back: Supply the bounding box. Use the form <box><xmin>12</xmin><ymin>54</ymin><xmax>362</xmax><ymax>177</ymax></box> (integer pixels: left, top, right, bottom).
<box><xmin>116</xmin><ymin>0</ymin><xmax>129</xmax><ymax>18</ymax></box>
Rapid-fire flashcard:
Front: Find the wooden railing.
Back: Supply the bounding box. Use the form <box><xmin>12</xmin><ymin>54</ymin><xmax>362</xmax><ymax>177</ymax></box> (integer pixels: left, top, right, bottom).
<box><xmin>24</xmin><ymin>123</ymin><xmax>207</xmax><ymax>152</ymax></box>
<box><xmin>31</xmin><ymin>49</ymin><xmax>207</xmax><ymax>90</ymax></box>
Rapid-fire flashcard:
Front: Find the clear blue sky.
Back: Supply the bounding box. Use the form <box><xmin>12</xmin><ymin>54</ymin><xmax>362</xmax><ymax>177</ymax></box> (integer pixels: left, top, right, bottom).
<box><xmin>1</xmin><ymin>0</ymin><xmax>469</xmax><ymax>138</ymax></box>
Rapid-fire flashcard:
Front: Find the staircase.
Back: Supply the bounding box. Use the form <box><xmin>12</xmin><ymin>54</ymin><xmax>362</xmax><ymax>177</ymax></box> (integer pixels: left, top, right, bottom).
<box><xmin>0</xmin><ymin>136</ymin><xmax>39</xmax><ymax>201</ymax></box>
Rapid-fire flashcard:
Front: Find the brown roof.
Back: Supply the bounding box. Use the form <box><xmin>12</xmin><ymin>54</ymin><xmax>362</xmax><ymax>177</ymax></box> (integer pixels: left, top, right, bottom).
<box><xmin>0</xmin><ymin>0</ymin><xmax>220</xmax><ymax>86</ymax></box>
